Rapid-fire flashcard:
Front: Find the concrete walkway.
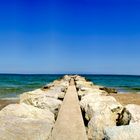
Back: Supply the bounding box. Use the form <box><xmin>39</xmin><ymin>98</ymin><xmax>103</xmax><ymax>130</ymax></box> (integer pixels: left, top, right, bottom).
<box><xmin>50</xmin><ymin>79</ymin><xmax>87</xmax><ymax>140</ymax></box>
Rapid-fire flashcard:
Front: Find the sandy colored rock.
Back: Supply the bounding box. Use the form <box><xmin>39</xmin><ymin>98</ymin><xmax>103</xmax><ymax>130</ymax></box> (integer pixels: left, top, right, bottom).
<box><xmin>80</xmin><ymin>95</ymin><xmax>123</xmax><ymax>140</ymax></box>
<box><xmin>0</xmin><ymin>116</ymin><xmax>53</xmax><ymax>140</ymax></box>
<box><xmin>63</xmin><ymin>75</ymin><xmax>71</xmax><ymax>82</ymax></box>
<box><xmin>21</xmin><ymin>86</ymin><xmax>67</xmax><ymax>100</ymax></box>
<box><xmin>78</xmin><ymin>88</ymin><xmax>108</xmax><ymax>98</ymax></box>
<box><xmin>88</xmin><ymin>107</ymin><xmax>116</xmax><ymax>140</ymax></box>
<box><xmin>80</xmin><ymin>95</ymin><xmax>122</xmax><ymax>119</ymax></box>
<box><xmin>76</xmin><ymin>81</ymin><xmax>93</xmax><ymax>90</ymax></box>
<box><xmin>75</xmin><ymin>75</ymin><xmax>86</xmax><ymax>81</ymax></box>
<box><xmin>0</xmin><ymin>103</ymin><xmax>55</xmax><ymax>124</ymax></box>
<box><xmin>20</xmin><ymin>94</ymin><xmax>62</xmax><ymax>116</ymax></box>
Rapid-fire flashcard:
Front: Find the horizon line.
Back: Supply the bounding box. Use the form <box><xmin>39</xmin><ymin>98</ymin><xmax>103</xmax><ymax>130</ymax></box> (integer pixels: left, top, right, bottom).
<box><xmin>0</xmin><ymin>73</ymin><xmax>140</xmax><ymax>76</ymax></box>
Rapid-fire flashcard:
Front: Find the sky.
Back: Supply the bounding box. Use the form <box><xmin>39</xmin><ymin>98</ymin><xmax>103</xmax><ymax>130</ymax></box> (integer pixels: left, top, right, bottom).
<box><xmin>0</xmin><ymin>0</ymin><xmax>140</xmax><ymax>74</ymax></box>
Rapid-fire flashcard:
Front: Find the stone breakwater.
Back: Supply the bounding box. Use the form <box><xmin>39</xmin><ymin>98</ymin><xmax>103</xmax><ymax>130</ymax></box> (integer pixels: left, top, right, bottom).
<box><xmin>75</xmin><ymin>75</ymin><xmax>140</xmax><ymax>140</ymax></box>
<box><xmin>0</xmin><ymin>75</ymin><xmax>70</xmax><ymax>140</ymax></box>
<box><xmin>0</xmin><ymin>75</ymin><xmax>139</xmax><ymax>140</ymax></box>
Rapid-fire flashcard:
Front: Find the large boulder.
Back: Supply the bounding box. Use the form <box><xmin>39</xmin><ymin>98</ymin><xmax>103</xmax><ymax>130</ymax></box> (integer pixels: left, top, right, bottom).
<box><xmin>42</xmin><ymin>81</ymin><xmax>69</xmax><ymax>99</ymax></box>
<box><xmin>20</xmin><ymin>89</ymin><xmax>58</xmax><ymax>100</ymax></box>
<box><xmin>86</xmin><ymin>100</ymin><xmax>122</xmax><ymax>140</ymax></box>
<box><xmin>125</xmin><ymin>104</ymin><xmax>140</xmax><ymax>124</ymax></box>
<box><xmin>80</xmin><ymin>95</ymin><xmax>123</xmax><ymax>119</ymax></box>
<box><xmin>0</xmin><ymin>103</ymin><xmax>55</xmax><ymax>140</ymax></box>
<box><xmin>43</xmin><ymin>86</ymin><xmax>66</xmax><ymax>99</ymax></box>
<box><xmin>0</xmin><ymin>103</ymin><xmax>55</xmax><ymax>124</ymax></box>
<box><xmin>104</xmin><ymin>124</ymin><xmax>140</xmax><ymax>140</ymax></box>
<box><xmin>78</xmin><ymin>88</ymin><xmax>108</xmax><ymax>99</ymax></box>
<box><xmin>75</xmin><ymin>81</ymin><xmax>93</xmax><ymax>90</ymax></box>
<box><xmin>0</xmin><ymin>116</ymin><xmax>53</xmax><ymax>140</ymax></box>
<box><xmin>50</xmin><ymin>85</ymin><xmax>67</xmax><ymax>99</ymax></box>
<box><xmin>88</xmin><ymin>106</ymin><xmax>116</xmax><ymax>140</ymax></box>
<box><xmin>63</xmin><ymin>75</ymin><xmax>71</xmax><ymax>82</ymax></box>
<box><xmin>20</xmin><ymin>88</ymin><xmax>60</xmax><ymax>99</ymax></box>
<box><xmin>75</xmin><ymin>76</ymin><xmax>86</xmax><ymax>81</ymax></box>
<box><xmin>42</xmin><ymin>82</ymin><xmax>54</xmax><ymax>90</ymax></box>
<box><xmin>80</xmin><ymin>95</ymin><xmax>125</xmax><ymax>140</ymax></box>
<box><xmin>20</xmin><ymin>94</ymin><xmax>62</xmax><ymax>117</ymax></box>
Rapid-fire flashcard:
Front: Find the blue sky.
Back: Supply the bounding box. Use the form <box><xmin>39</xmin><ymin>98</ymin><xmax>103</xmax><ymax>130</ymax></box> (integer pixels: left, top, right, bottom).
<box><xmin>0</xmin><ymin>0</ymin><xmax>140</xmax><ymax>74</ymax></box>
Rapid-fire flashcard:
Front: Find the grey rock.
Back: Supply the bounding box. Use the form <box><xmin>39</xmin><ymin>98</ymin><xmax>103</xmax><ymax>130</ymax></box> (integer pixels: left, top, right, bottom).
<box><xmin>100</xmin><ymin>87</ymin><xmax>117</xmax><ymax>94</ymax></box>
<box><xmin>104</xmin><ymin>124</ymin><xmax>140</xmax><ymax>140</ymax></box>
<box><xmin>116</xmin><ymin>108</ymin><xmax>131</xmax><ymax>126</ymax></box>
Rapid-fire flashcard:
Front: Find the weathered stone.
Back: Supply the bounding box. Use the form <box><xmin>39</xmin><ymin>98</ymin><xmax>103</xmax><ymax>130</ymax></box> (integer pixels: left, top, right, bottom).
<box><xmin>116</xmin><ymin>108</ymin><xmax>131</xmax><ymax>126</ymax></box>
<box><xmin>45</xmin><ymin>86</ymin><xmax>66</xmax><ymax>99</ymax></box>
<box><xmin>80</xmin><ymin>95</ymin><xmax>123</xmax><ymax>140</ymax></box>
<box><xmin>0</xmin><ymin>116</ymin><xmax>53</xmax><ymax>140</ymax></box>
<box><xmin>75</xmin><ymin>76</ymin><xmax>86</xmax><ymax>81</ymax></box>
<box><xmin>20</xmin><ymin>85</ymin><xmax>66</xmax><ymax>100</ymax></box>
<box><xmin>80</xmin><ymin>95</ymin><xmax>122</xmax><ymax>119</ymax></box>
<box><xmin>0</xmin><ymin>103</ymin><xmax>55</xmax><ymax>124</ymax></box>
<box><xmin>100</xmin><ymin>87</ymin><xmax>117</xmax><ymax>93</ymax></box>
<box><xmin>78</xmin><ymin>88</ymin><xmax>108</xmax><ymax>99</ymax></box>
<box><xmin>42</xmin><ymin>82</ymin><xmax>54</xmax><ymax>90</ymax></box>
<box><xmin>63</xmin><ymin>75</ymin><xmax>71</xmax><ymax>81</ymax></box>
<box><xmin>104</xmin><ymin>124</ymin><xmax>140</xmax><ymax>140</ymax></box>
<box><xmin>88</xmin><ymin>107</ymin><xmax>116</xmax><ymax>140</ymax></box>
<box><xmin>20</xmin><ymin>95</ymin><xmax>62</xmax><ymax>117</ymax></box>
<box><xmin>125</xmin><ymin>104</ymin><xmax>140</xmax><ymax>124</ymax></box>
<box><xmin>76</xmin><ymin>81</ymin><xmax>93</xmax><ymax>90</ymax></box>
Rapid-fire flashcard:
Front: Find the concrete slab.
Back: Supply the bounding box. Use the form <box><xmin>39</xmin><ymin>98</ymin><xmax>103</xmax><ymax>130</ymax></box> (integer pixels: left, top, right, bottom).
<box><xmin>50</xmin><ymin>79</ymin><xmax>87</xmax><ymax>140</ymax></box>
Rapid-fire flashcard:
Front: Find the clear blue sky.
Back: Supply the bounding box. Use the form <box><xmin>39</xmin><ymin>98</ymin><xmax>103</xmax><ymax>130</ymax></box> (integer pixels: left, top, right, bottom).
<box><xmin>0</xmin><ymin>0</ymin><xmax>140</xmax><ymax>74</ymax></box>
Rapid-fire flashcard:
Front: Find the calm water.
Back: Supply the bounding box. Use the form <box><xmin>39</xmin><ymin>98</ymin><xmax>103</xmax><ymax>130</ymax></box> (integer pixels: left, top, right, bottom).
<box><xmin>83</xmin><ymin>74</ymin><xmax>140</xmax><ymax>92</ymax></box>
<box><xmin>0</xmin><ymin>74</ymin><xmax>140</xmax><ymax>98</ymax></box>
<box><xmin>0</xmin><ymin>74</ymin><xmax>63</xmax><ymax>98</ymax></box>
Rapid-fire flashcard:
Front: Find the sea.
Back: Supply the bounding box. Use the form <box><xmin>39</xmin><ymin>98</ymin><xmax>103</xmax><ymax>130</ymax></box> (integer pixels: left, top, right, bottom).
<box><xmin>0</xmin><ymin>74</ymin><xmax>140</xmax><ymax>98</ymax></box>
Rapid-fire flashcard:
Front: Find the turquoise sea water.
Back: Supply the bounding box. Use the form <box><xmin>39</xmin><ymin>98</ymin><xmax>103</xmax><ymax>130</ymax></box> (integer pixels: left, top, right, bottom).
<box><xmin>0</xmin><ymin>74</ymin><xmax>140</xmax><ymax>98</ymax></box>
<box><xmin>83</xmin><ymin>75</ymin><xmax>140</xmax><ymax>92</ymax></box>
<box><xmin>0</xmin><ymin>74</ymin><xmax>62</xmax><ymax>98</ymax></box>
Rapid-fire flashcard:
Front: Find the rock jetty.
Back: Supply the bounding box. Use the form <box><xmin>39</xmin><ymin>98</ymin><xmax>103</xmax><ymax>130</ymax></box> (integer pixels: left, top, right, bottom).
<box><xmin>0</xmin><ymin>75</ymin><xmax>139</xmax><ymax>140</ymax></box>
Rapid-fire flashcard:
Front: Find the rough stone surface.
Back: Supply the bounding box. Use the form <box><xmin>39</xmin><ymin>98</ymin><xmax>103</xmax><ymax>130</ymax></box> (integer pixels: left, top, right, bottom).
<box><xmin>125</xmin><ymin>104</ymin><xmax>140</xmax><ymax>124</ymax></box>
<box><xmin>20</xmin><ymin>95</ymin><xmax>62</xmax><ymax>116</ymax></box>
<box><xmin>0</xmin><ymin>116</ymin><xmax>53</xmax><ymax>140</ymax></box>
<box><xmin>76</xmin><ymin>81</ymin><xmax>93</xmax><ymax>91</ymax></box>
<box><xmin>80</xmin><ymin>95</ymin><xmax>123</xmax><ymax>140</ymax></box>
<box><xmin>0</xmin><ymin>103</ymin><xmax>55</xmax><ymax>124</ymax></box>
<box><xmin>21</xmin><ymin>86</ymin><xmax>67</xmax><ymax>100</ymax></box>
<box><xmin>104</xmin><ymin>124</ymin><xmax>140</xmax><ymax>140</ymax></box>
<box><xmin>75</xmin><ymin>76</ymin><xmax>86</xmax><ymax>81</ymax></box>
<box><xmin>88</xmin><ymin>107</ymin><xmax>116</xmax><ymax>140</ymax></box>
<box><xmin>80</xmin><ymin>95</ymin><xmax>122</xmax><ymax>119</ymax></box>
<box><xmin>100</xmin><ymin>87</ymin><xmax>117</xmax><ymax>94</ymax></box>
<box><xmin>78</xmin><ymin>88</ymin><xmax>108</xmax><ymax>98</ymax></box>
<box><xmin>116</xmin><ymin>108</ymin><xmax>131</xmax><ymax>126</ymax></box>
